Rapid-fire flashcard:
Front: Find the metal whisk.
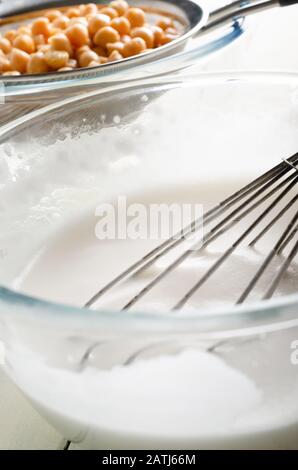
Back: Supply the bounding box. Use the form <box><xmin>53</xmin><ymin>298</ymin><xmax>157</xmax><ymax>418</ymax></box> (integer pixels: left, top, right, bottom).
<box><xmin>85</xmin><ymin>153</ymin><xmax>298</xmax><ymax>311</ymax></box>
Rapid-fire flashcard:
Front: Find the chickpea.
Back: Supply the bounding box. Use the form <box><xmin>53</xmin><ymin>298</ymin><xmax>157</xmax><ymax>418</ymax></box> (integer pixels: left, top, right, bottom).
<box><xmin>131</xmin><ymin>26</ymin><xmax>154</xmax><ymax>48</ymax></box>
<box><xmin>82</xmin><ymin>3</ymin><xmax>98</xmax><ymax>16</ymax></box>
<box><xmin>44</xmin><ymin>49</ymin><xmax>69</xmax><ymax>70</ymax></box>
<box><xmin>4</xmin><ymin>30</ymin><xmax>17</xmax><ymax>44</ymax></box>
<box><xmin>49</xmin><ymin>33</ymin><xmax>73</xmax><ymax>56</ymax></box>
<box><xmin>76</xmin><ymin>45</ymin><xmax>91</xmax><ymax>59</ymax></box>
<box><xmin>2</xmin><ymin>70</ymin><xmax>20</xmax><ymax>76</ymax></box>
<box><xmin>67</xmin><ymin>58</ymin><xmax>77</xmax><ymax>68</ymax></box>
<box><xmin>93</xmin><ymin>46</ymin><xmax>106</xmax><ymax>56</ymax></box>
<box><xmin>122</xmin><ymin>37</ymin><xmax>146</xmax><ymax>57</ymax></box>
<box><xmin>93</xmin><ymin>26</ymin><xmax>120</xmax><ymax>47</ymax></box>
<box><xmin>87</xmin><ymin>60</ymin><xmax>100</xmax><ymax>67</ymax></box>
<box><xmin>159</xmin><ymin>33</ymin><xmax>177</xmax><ymax>45</ymax></box>
<box><xmin>125</xmin><ymin>8</ymin><xmax>145</xmax><ymax>28</ymax></box>
<box><xmin>100</xmin><ymin>7</ymin><xmax>118</xmax><ymax>19</ymax></box>
<box><xmin>165</xmin><ymin>27</ymin><xmax>178</xmax><ymax>35</ymax></box>
<box><xmin>27</xmin><ymin>51</ymin><xmax>49</xmax><ymax>74</ymax></box>
<box><xmin>121</xmin><ymin>34</ymin><xmax>131</xmax><ymax>43</ymax></box>
<box><xmin>88</xmin><ymin>14</ymin><xmax>110</xmax><ymax>37</ymax></box>
<box><xmin>157</xmin><ymin>17</ymin><xmax>174</xmax><ymax>31</ymax></box>
<box><xmin>0</xmin><ymin>37</ymin><xmax>11</xmax><ymax>54</ymax></box>
<box><xmin>108</xmin><ymin>49</ymin><xmax>123</xmax><ymax>62</ymax></box>
<box><xmin>78</xmin><ymin>50</ymin><xmax>99</xmax><ymax>67</ymax></box>
<box><xmin>48</xmin><ymin>27</ymin><xmax>62</xmax><ymax>37</ymax></box>
<box><xmin>66</xmin><ymin>24</ymin><xmax>89</xmax><ymax>48</ymax></box>
<box><xmin>13</xmin><ymin>34</ymin><xmax>35</xmax><ymax>54</ymax></box>
<box><xmin>79</xmin><ymin>4</ymin><xmax>87</xmax><ymax>15</ymax></box>
<box><xmin>110</xmin><ymin>17</ymin><xmax>130</xmax><ymax>35</ymax></box>
<box><xmin>58</xmin><ymin>66</ymin><xmax>73</xmax><ymax>71</ymax></box>
<box><xmin>32</xmin><ymin>17</ymin><xmax>51</xmax><ymax>37</ymax></box>
<box><xmin>10</xmin><ymin>48</ymin><xmax>30</xmax><ymax>73</ymax></box>
<box><xmin>18</xmin><ymin>26</ymin><xmax>32</xmax><ymax>36</ymax></box>
<box><xmin>0</xmin><ymin>55</ymin><xmax>11</xmax><ymax>73</ymax></box>
<box><xmin>37</xmin><ymin>44</ymin><xmax>51</xmax><ymax>54</ymax></box>
<box><xmin>53</xmin><ymin>15</ymin><xmax>70</xmax><ymax>30</ymax></box>
<box><xmin>98</xmin><ymin>56</ymin><xmax>108</xmax><ymax>64</ymax></box>
<box><xmin>69</xmin><ymin>17</ymin><xmax>88</xmax><ymax>27</ymax></box>
<box><xmin>106</xmin><ymin>41</ymin><xmax>124</xmax><ymax>55</ymax></box>
<box><xmin>110</xmin><ymin>1</ymin><xmax>129</xmax><ymax>16</ymax></box>
<box><xmin>66</xmin><ymin>8</ymin><xmax>81</xmax><ymax>19</ymax></box>
<box><xmin>33</xmin><ymin>34</ymin><xmax>46</xmax><ymax>47</ymax></box>
<box><xmin>45</xmin><ymin>9</ymin><xmax>62</xmax><ymax>22</ymax></box>
<box><xmin>150</xmin><ymin>25</ymin><xmax>164</xmax><ymax>46</ymax></box>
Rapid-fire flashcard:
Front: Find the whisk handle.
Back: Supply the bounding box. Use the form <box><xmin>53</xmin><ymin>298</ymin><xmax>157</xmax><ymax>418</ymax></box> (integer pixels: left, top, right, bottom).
<box><xmin>204</xmin><ymin>0</ymin><xmax>298</xmax><ymax>35</ymax></box>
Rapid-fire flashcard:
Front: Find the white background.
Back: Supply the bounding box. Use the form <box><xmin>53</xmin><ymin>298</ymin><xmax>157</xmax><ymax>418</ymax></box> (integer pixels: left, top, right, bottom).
<box><xmin>0</xmin><ymin>0</ymin><xmax>298</xmax><ymax>450</ymax></box>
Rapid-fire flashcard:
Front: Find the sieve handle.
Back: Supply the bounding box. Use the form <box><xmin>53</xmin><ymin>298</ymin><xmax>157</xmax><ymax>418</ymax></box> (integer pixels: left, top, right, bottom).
<box><xmin>202</xmin><ymin>0</ymin><xmax>298</xmax><ymax>36</ymax></box>
<box><xmin>279</xmin><ymin>0</ymin><xmax>298</xmax><ymax>5</ymax></box>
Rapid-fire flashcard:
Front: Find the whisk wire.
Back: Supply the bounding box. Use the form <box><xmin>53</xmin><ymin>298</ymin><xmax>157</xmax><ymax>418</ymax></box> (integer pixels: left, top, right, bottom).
<box><xmin>237</xmin><ymin>207</ymin><xmax>298</xmax><ymax>304</ymax></box>
<box><xmin>124</xmin><ymin>166</ymin><xmax>298</xmax><ymax>310</ymax></box>
<box><xmin>174</xmin><ymin>177</ymin><xmax>298</xmax><ymax>310</ymax></box>
<box><xmin>85</xmin><ymin>153</ymin><xmax>298</xmax><ymax>311</ymax></box>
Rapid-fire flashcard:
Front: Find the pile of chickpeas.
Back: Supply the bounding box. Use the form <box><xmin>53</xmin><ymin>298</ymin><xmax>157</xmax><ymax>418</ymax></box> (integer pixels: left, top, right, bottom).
<box><xmin>0</xmin><ymin>1</ymin><xmax>180</xmax><ymax>76</ymax></box>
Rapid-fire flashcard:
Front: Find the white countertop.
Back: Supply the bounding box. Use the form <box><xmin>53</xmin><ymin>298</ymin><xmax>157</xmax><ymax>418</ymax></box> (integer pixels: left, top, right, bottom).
<box><xmin>1</xmin><ymin>0</ymin><xmax>298</xmax><ymax>450</ymax></box>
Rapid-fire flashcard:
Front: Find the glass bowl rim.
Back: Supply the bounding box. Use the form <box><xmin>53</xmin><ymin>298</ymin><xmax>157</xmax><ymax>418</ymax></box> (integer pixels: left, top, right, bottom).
<box><xmin>1</xmin><ymin>70</ymin><xmax>298</xmax><ymax>334</ymax></box>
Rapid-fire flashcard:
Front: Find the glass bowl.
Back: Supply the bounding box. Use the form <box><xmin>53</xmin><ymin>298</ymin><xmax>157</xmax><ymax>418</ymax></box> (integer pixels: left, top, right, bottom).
<box><xmin>0</xmin><ymin>72</ymin><xmax>298</xmax><ymax>449</ymax></box>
